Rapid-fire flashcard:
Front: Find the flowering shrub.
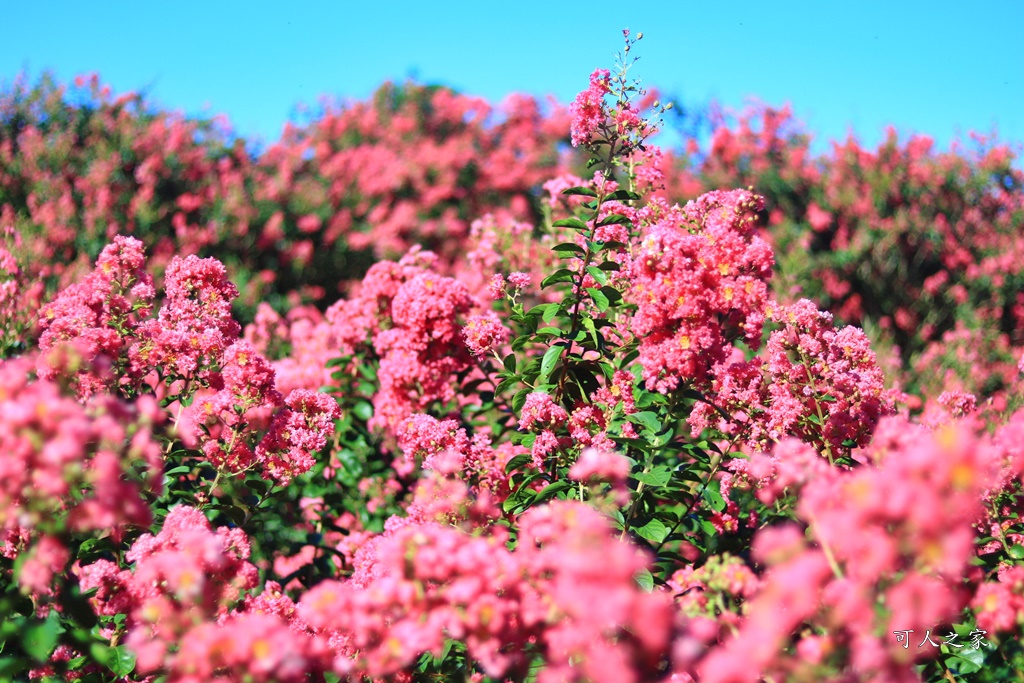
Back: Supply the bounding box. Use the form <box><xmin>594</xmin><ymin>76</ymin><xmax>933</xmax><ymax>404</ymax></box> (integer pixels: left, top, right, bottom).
<box><xmin>1</xmin><ymin>29</ymin><xmax>1023</xmax><ymax>683</ymax></box>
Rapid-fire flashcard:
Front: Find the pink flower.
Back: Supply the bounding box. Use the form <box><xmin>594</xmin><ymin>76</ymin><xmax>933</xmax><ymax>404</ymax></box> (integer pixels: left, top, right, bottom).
<box><xmin>569</xmin><ymin>69</ymin><xmax>611</xmax><ymax>147</ymax></box>
<box><xmin>629</xmin><ymin>189</ymin><xmax>772</xmax><ymax>394</ymax></box>
<box><xmin>256</xmin><ymin>389</ymin><xmax>341</xmax><ymax>484</ymax></box>
<box><xmin>518</xmin><ymin>392</ymin><xmax>569</xmax><ymax>432</ymax></box>
<box><xmin>462</xmin><ymin>313</ymin><xmax>510</xmax><ymax>356</ymax></box>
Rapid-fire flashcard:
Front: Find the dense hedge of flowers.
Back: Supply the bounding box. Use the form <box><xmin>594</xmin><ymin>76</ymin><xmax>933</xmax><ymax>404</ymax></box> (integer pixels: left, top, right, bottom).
<box><xmin>1</xmin><ymin>30</ymin><xmax>1024</xmax><ymax>683</ymax></box>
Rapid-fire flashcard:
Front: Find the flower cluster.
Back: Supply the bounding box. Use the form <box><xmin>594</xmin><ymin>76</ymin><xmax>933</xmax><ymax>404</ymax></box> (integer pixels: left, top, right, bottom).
<box><xmin>299</xmin><ymin>501</ymin><xmax>673</xmax><ymax>682</ymax></box>
<box><xmin>695</xmin><ymin>417</ymin><xmax>998</xmax><ymax>681</ymax></box>
<box><xmin>78</xmin><ymin>506</ymin><xmax>263</xmax><ymax>676</ymax></box>
<box><xmin>570</xmin><ymin>69</ymin><xmax>611</xmax><ymax>147</ymax></box>
<box><xmin>629</xmin><ymin>189</ymin><xmax>773</xmax><ymax>393</ymax></box>
<box><xmin>256</xmin><ymin>388</ymin><xmax>342</xmax><ymax>484</ymax></box>
<box><xmin>0</xmin><ymin>357</ymin><xmax>162</xmax><ymax>599</ymax></box>
<box><xmin>36</xmin><ymin>235</ymin><xmax>154</xmax><ymax>397</ymax></box>
<box><xmin>131</xmin><ymin>254</ymin><xmax>241</xmax><ymax>383</ymax></box>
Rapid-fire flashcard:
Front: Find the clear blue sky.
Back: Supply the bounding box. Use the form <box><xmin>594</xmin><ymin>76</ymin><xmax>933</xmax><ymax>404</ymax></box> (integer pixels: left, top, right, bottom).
<box><xmin>3</xmin><ymin>1</ymin><xmax>1021</xmax><ymax>155</ymax></box>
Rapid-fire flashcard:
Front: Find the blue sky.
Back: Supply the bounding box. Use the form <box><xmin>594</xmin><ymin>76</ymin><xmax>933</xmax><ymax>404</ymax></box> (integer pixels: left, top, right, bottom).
<box><xmin>3</xmin><ymin>1</ymin><xmax>1021</xmax><ymax>155</ymax></box>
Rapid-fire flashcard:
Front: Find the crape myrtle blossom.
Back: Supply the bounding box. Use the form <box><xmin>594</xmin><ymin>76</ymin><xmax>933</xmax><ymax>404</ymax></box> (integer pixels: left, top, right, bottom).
<box><xmin>0</xmin><ymin>355</ymin><xmax>162</xmax><ymax>597</ymax></box>
<box><xmin>37</xmin><ymin>235</ymin><xmax>155</xmax><ymax>397</ymax></box>
<box><xmin>298</xmin><ymin>501</ymin><xmax>673</xmax><ymax>682</ymax></box>
<box><xmin>694</xmin><ymin>417</ymin><xmax>999</xmax><ymax>682</ymax></box>
<box><xmin>130</xmin><ymin>253</ymin><xmax>241</xmax><ymax>383</ymax></box>
<box><xmin>688</xmin><ymin>299</ymin><xmax>895</xmax><ymax>459</ymax></box>
<box><xmin>323</xmin><ymin>249</ymin><xmax>475</xmax><ymax>433</ymax></box>
<box><xmin>33</xmin><ymin>236</ymin><xmax>341</xmax><ymax>484</ymax></box>
<box><xmin>569</xmin><ymin>69</ymin><xmax>611</xmax><ymax>148</ymax></box>
<box><xmin>629</xmin><ymin>189</ymin><xmax>774</xmax><ymax>394</ymax></box>
<box><xmin>462</xmin><ymin>312</ymin><xmax>510</xmax><ymax>356</ymax></box>
<box><xmin>78</xmin><ymin>506</ymin><xmax>332</xmax><ymax>681</ymax></box>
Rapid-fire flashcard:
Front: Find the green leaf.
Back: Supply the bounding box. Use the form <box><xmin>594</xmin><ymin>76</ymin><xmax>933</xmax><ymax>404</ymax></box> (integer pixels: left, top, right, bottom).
<box><xmin>22</xmin><ymin>614</ymin><xmax>59</xmax><ymax>662</ymax></box>
<box><xmin>635</xmin><ymin>518</ymin><xmax>670</xmax><ymax>545</ymax></box>
<box><xmin>502</xmin><ymin>487</ymin><xmax>536</xmax><ymax>514</ymax></box>
<box><xmin>1008</xmin><ymin>544</ymin><xmax>1024</xmax><ymax>559</ymax></box>
<box><xmin>627</xmin><ymin>411</ymin><xmax>662</xmax><ymax>433</ymax></box>
<box><xmin>633</xmin><ymin>466</ymin><xmax>672</xmax><ymax>488</ymax></box>
<box><xmin>245</xmin><ymin>478</ymin><xmax>270</xmax><ymax>496</ymax></box>
<box><xmin>581</xmin><ymin>316</ymin><xmax>599</xmax><ymax>347</ymax></box>
<box><xmin>534</xmin><ymin>480</ymin><xmax>573</xmax><ymax>504</ymax></box>
<box><xmin>608</xmin><ymin>189</ymin><xmax>642</xmax><ymax>201</ymax></box>
<box><xmin>353</xmin><ymin>400</ymin><xmax>373</xmax><ymax>422</ymax></box>
<box><xmin>702</xmin><ymin>481</ymin><xmax>727</xmax><ymax>512</ymax></box>
<box><xmin>503</xmin><ymin>353</ymin><xmax>517</xmax><ymax>374</ymax></box>
<box><xmin>945</xmin><ymin>647</ymin><xmax>985</xmax><ymax>674</ymax></box>
<box><xmin>597</xmin><ymin>213</ymin><xmax>632</xmax><ymax>227</ymax></box>
<box><xmin>635</xmin><ymin>568</ymin><xmax>654</xmax><ymax>592</ymax></box>
<box><xmin>561</xmin><ymin>186</ymin><xmax>597</xmax><ymax>197</ymax></box>
<box><xmin>539</xmin><ymin>346</ymin><xmax>564</xmax><ymax>384</ymax></box>
<box><xmin>586</xmin><ymin>287</ymin><xmax>610</xmax><ymax>312</ymax></box>
<box><xmin>525</xmin><ymin>303</ymin><xmax>556</xmax><ymax>320</ymax></box>
<box><xmin>552</xmin><ymin>242</ymin><xmax>586</xmax><ymax>256</ymax></box>
<box><xmin>512</xmin><ymin>388</ymin><xmax>530</xmax><ymax>413</ymax></box>
<box><xmin>91</xmin><ymin>643</ymin><xmax>137</xmax><ymax>676</ymax></box>
<box><xmin>540</xmin><ymin>269</ymin><xmax>576</xmax><ymax>289</ymax></box>
<box><xmin>432</xmin><ymin>638</ymin><xmax>456</xmax><ymax>667</ymax></box>
<box><xmin>494</xmin><ymin>376</ymin><xmax>519</xmax><ymax>394</ymax></box>
<box><xmin>599</xmin><ymin>285</ymin><xmax>622</xmax><ymax>306</ymax></box>
<box><xmin>551</xmin><ymin>217</ymin><xmax>590</xmax><ymax>231</ymax></box>
<box><xmin>585</xmin><ymin>266</ymin><xmax>608</xmax><ymax>285</ymax></box>
<box><xmin>504</xmin><ymin>454</ymin><xmax>532</xmax><ymax>473</ymax></box>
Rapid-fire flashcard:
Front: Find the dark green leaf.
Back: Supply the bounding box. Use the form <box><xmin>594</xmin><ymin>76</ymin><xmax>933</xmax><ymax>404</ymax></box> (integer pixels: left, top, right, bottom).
<box><xmin>551</xmin><ymin>217</ymin><xmax>590</xmax><ymax>231</ymax></box>
<box><xmin>534</xmin><ymin>480</ymin><xmax>573</xmax><ymax>504</ymax></box>
<box><xmin>504</xmin><ymin>454</ymin><xmax>532</xmax><ymax>473</ymax></box>
<box><xmin>494</xmin><ymin>376</ymin><xmax>519</xmax><ymax>394</ymax></box>
<box><xmin>608</xmin><ymin>189</ymin><xmax>642</xmax><ymax>201</ymax></box>
<box><xmin>512</xmin><ymin>388</ymin><xmax>530</xmax><ymax>413</ymax></box>
<box><xmin>561</xmin><ymin>186</ymin><xmax>597</xmax><ymax>197</ymax></box>
<box><xmin>552</xmin><ymin>242</ymin><xmax>586</xmax><ymax>256</ymax></box>
<box><xmin>597</xmin><ymin>213</ymin><xmax>632</xmax><ymax>227</ymax></box>
<box><xmin>540</xmin><ymin>269</ymin><xmax>576</xmax><ymax>289</ymax></box>
<box><xmin>599</xmin><ymin>285</ymin><xmax>623</xmax><ymax>306</ymax></box>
